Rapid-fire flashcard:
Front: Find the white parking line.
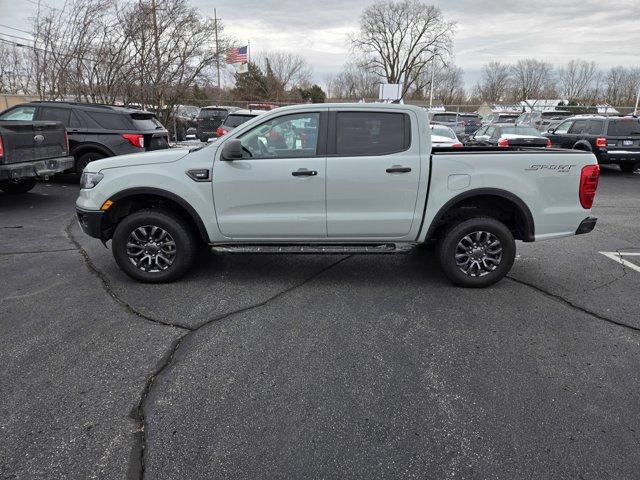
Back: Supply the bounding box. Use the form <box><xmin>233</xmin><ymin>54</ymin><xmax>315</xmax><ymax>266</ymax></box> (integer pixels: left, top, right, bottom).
<box><xmin>600</xmin><ymin>252</ymin><xmax>640</xmax><ymax>273</ymax></box>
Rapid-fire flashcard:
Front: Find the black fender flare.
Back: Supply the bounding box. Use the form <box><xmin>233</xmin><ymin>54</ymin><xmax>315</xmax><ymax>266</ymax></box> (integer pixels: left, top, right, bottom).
<box><xmin>109</xmin><ymin>187</ymin><xmax>210</xmax><ymax>242</ymax></box>
<box><xmin>424</xmin><ymin>187</ymin><xmax>535</xmax><ymax>242</ymax></box>
<box><xmin>572</xmin><ymin>140</ymin><xmax>593</xmax><ymax>152</ymax></box>
<box><xmin>71</xmin><ymin>143</ymin><xmax>115</xmax><ymax>160</ymax></box>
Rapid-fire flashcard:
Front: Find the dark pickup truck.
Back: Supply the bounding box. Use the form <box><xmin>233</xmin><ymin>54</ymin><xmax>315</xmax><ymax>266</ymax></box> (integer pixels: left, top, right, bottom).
<box><xmin>0</xmin><ymin>121</ymin><xmax>74</xmax><ymax>193</ymax></box>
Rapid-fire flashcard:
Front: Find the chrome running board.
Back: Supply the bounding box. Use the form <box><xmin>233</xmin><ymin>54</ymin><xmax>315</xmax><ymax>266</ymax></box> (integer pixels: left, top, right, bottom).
<box><xmin>211</xmin><ymin>243</ymin><xmax>416</xmax><ymax>254</ymax></box>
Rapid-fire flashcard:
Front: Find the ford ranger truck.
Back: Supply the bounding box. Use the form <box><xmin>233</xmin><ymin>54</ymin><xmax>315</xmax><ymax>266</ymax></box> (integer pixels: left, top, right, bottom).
<box><xmin>0</xmin><ymin>120</ymin><xmax>74</xmax><ymax>193</ymax></box>
<box><xmin>75</xmin><ymin>104</ymin><xmax>600</xmax><ymax>288</ymax></box>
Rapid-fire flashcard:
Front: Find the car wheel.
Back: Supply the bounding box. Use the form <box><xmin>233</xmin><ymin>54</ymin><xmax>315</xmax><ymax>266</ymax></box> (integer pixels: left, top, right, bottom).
<box><xmin>76</xmin><ymin>151</ymin><xmax>106</xmax><ymax>175</ymax></box>
<box><xmin>437</xmin><ymin>217</ymin><xmax>516</xmax><ymax>288</ymax></box>
<box><xmin>619</xmin><ymin>163</ymin><xmax>639</xmax><ymax>173</ymax></box>
<box><xmin>0</xmin><ymin>178</ymin><xmax>37</xmax><ymax>194</ymax></box>
<box><xmin>112</xmin><ymin>209</ymin><xmax>197</xmax><ymax>283</ymax></box>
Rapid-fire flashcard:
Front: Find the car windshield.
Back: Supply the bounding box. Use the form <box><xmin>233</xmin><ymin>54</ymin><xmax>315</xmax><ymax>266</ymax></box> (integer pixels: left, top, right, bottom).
<box><xmin>199</xmin><ymin>108</ymin><xmax>227</xmax><ymax>119</ymax></box>
<box><xmin>498</xmin><ymin>115</ymin><xmax>518</xmax><ymax>122</ymax></box>
<box><xmin>501</xmin><ymin>127</ymin><xmax>540</xmax><ymax>136</ymax></box>
<box><xmin>430</xmin><ymin>125</ymin><xmax>456</xmax><ymax>139</ymax></box>
<box><xmin>225</xmin><ymin>114</ymin><xmax>255</xmax><ymax>128</ymax></box>
<box><xmin>607</xmin><ymin>119</ymin><xmax>640</xmax><ymax>136</ymax></box>
<box><xmin>432</xmin><ymin>113</ymin><xmax>458</xmax><ymax>123</ymax></box>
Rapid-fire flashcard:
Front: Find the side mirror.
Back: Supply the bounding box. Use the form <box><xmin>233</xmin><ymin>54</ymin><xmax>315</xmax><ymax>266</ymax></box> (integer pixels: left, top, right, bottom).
<box><xmin>221</xmin><ymin>139</ymin><xmax>243</xmax><ymax>160</ymax></box>
<box><xmin>547</xmin><ymin>128</ymin><xmax>556</xmax><ymax>134</ymax></box>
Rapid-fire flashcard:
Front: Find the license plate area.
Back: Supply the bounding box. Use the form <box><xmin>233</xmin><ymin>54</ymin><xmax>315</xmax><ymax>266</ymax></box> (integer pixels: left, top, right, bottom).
<box><xmin>623</xmin><ymin>140</ymin><xmax>634</xmax><ymax>146</ymax></box>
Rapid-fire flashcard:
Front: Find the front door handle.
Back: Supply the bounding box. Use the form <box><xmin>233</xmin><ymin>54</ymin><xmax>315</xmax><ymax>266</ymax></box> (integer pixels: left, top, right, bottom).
<box><xmin>292</xmin><ymin>169</ymin><xmax>317</xmax><ymax>177</ymax></box>
<box><xmin>386</xmin><ymin>166</ymin><xmax>411</xmax><ymax>173</ymax></box>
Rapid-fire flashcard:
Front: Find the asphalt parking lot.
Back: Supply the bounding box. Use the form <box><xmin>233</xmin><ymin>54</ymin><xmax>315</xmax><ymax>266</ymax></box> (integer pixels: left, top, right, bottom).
<box><xmin>1</xmin><ymin>167</ymin><xmax>640</xmax><ymax>480</ymax></box>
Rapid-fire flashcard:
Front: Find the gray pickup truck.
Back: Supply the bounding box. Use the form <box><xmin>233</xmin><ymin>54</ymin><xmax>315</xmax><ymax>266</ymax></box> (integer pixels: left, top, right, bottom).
<box><xmin>0</xmin><ymin>121</ymin><xmax>74</xmax><ymax>193</ymax></box>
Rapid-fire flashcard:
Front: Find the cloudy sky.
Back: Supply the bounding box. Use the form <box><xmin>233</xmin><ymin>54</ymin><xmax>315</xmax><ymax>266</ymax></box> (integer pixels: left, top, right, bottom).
<box><xmin>1</xmin><ymin>0</ymin><xmax>639</xmax><ymax>88</ymax></box>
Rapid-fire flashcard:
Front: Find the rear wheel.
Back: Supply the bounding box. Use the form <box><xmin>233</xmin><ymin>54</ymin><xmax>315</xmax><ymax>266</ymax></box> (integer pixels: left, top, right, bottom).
<box><xmin>0</xmin><ymin>178</ymin><xmax>37</xmax><ymax>194</ymax></box>
<box><xmin>619</xmin><ymin>163</ymin><xmax>639</xmax><ymax>173</ymax></box>
<box><xmin>437</xmin><ymin>217</ymin><xmax>516</xmax><ymax>288</ymax></box>
<box><xmin>112</xmin><ymin>209</ymin><xmax>197</xmax><ymax>283</ymax></box>
<box><xmin>75</xmin><ymin>151</ymin><xmax>106</xmax><ymax>175</ymax></box>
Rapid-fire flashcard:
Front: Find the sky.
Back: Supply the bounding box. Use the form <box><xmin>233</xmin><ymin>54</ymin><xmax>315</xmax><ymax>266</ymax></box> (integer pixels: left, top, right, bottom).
<box><xmin>1</xmin><ymin>0</ymin><xmax>639</xmax><ymax>89</ymax></box>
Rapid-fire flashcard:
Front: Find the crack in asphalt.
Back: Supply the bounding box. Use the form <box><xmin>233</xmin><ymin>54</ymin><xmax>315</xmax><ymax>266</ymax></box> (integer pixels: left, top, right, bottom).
<box><xmin>0</xmin><ymin>247</ymin><xmax>77</xmax><ymax>255</ymax></box>
<box><xmin>64</xmin><ymin>214</ymin><xmax>352</xmax><ymax>480</ymax></box>
<box><xmin>506</xmin><ymin>275</ymin><xmax>640</xmax><ymax>334</ymax></box>
<box><xmin>64</xmin><ymin>217</ymin><xmax>193</xmax><ymax>331</ymax></box>
<box><xmin>131</xmin><ymin>254</ymin><xmax>352</xmax><ymax>480</ymax></box>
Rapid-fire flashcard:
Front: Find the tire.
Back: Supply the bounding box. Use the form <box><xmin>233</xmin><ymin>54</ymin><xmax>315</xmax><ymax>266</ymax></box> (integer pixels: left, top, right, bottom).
<box><xmin>75</xmin><ymin>151</ymin><xmax>106</xmax><ymax>175</ymax></box>
<box><xmin>437</xmin><ymin>217</ymin><xmax>516</xmax><ymax>288</ymax></box>
<box><xmin>111</xmin><ymin>208</ymin><xmax>197</xmax><ymax>283</ymax></box>
<box><xmin>0</xmin><ymin>178</ymin><xmax>37</xmax><ymax>194</ymax></box>
<box><xmin>619</xmin><ymin>163</ymin><xmax>639</xmax><ymax>173</ymax></box>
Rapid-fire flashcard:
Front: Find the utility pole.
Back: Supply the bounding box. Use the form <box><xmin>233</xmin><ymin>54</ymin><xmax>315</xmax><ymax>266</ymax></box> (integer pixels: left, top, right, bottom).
<box><xmin>151</xmin><ymin>0</ymin><xmax>162</xmax><ymax>108</ymax></box>
<box><xmin>634</xmin><ymin>83</ymin><xmax>640</xmax><ymax>116</ymax></box>
<box><xmin>214</xmin><ymin>8</ymin><xmax>221</xmax><ymax>90</ymax></box>
<box><xmin>428</xmin><ymin>50</ymin><xmax>436</xmax><ymax>111</ymax></box>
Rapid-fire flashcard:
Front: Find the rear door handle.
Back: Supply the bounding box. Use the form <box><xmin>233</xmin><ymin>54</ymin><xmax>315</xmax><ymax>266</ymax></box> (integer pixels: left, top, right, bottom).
<box><xmin>292</xmin><ymin>169</ymin><xmax>317</xmax><ymax>177</ymax></box>
<box><xmin>386</xmin><ymin>166</ymin><xmax>411</xmax><ymax>173</ymax></box>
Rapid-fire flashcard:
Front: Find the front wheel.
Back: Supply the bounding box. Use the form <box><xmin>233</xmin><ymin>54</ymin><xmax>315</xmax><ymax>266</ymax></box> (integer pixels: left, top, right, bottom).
<box><xmin>112</xmin><ymin>209</ymin><xmax>197</xmax><ymax>283</ymax></box>
<box><xmin>0</xmin><ymin>178</ymin><xmax>37</xmax><ymax>194</ymax></box>
<box><xmin>437</xmin><ymin>217</ymin><xmax>516</xmax><ymax>288</ymax></box>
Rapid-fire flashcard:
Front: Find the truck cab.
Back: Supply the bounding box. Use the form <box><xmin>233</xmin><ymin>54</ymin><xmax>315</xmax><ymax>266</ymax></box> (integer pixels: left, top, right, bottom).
<box><xmin>76</xmin><ymin>103</ymin><xmax>600</xmax><ymax>287</ymax></box>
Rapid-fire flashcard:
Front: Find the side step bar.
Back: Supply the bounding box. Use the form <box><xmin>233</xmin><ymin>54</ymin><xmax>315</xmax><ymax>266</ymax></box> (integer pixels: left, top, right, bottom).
<box><xmin>211</xmin><ymin>243</ymin><xmax>416</xmax><ymax>254</ymax></box>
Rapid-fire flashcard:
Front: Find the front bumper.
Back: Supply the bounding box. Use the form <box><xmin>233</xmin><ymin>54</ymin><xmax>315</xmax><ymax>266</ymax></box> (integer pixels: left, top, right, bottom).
<box><xmin>0</xmin><ymin>156</ymin><xmax>75</xmax><ymax>180</ymax></box>
<box><xmin>76</xmin><ymin>207</ymin><xmax>104</xmax><ymax>239</ymax></box>
<box><xmin>576</xmin><ymin>216</ymin><xmax>597</xmax><ymax>235</ymax></box>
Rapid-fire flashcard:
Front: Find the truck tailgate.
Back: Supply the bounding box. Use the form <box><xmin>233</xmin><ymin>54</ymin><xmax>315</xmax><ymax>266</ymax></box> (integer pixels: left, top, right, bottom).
<box><xmin>0</xmin><ymin>121</ymin><xmax>68</xmax><ymax>164</ymax></box>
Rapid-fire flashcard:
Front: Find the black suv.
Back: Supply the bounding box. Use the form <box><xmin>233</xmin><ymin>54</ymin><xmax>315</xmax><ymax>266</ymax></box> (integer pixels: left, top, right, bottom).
<box><xmin>0</xmin><ymin>101</ymin><xmax>169</xmax><ymax>174</ymax></box>
<box><xmin>544</xmin><ymin>116</ymin><xmax>640</xmax><ymax>172</ymax></box>
<box><xmin>196</xmin><ymin>106</ymin><xmax>239</xmax><ymax>142</ymax></box>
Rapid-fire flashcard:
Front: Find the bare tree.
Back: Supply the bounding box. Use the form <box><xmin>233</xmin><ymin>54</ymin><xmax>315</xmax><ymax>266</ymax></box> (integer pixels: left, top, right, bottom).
<box><xmin>558</xmin><ymin>59</ymin><xmax>599</xmax><ymax>102</ymax></box>
<box><xmin>429</xmin><ymin>62</ymin><xmax>465</xmax><ymax>105</ymax></box>
<box><xmin>256</xmin><ymin>51</ymin><xmax>312</xmax><ymax>91</ymax></box>
<box><xmin>326</xmin><ymin>63</ymin><xmax>379</xmax><ymax>99</ymax></box>
<box><xmin>352</xmin><ymin>0</ymin><xmax>455</xmax><ymax>97</ymax></box>
<box><xmin>605</xmin><ymin>66</ymin><xmax>640</xmax><ymax>106</ymax></box>
<box><xmin>476</xmin><ymin>61</ymin><xmax>510</xmax><ymax>102</ymax></box>
<box><xmin>510</xmin><ymin>59</ymin><xmax>555</xmax><ymax>101</ymax></box>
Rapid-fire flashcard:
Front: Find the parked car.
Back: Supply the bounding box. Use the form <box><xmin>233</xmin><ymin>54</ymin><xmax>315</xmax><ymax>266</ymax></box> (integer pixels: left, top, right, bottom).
<box><xmin>516</xmin><ymin>110</ymin><xmax>573</xmax><ymax>131</ymax></box>
<box><xmin>544</xmin><ymin>116</ymin><xmax>640</xmax><ymax>172</ymax></box>
<box><xmin>215</xmin><ymin>109</ymin><xmax>264</xmax><ymax>138</ymax></box>
<box><xmin>468</xmin><ymin>124</ymin><xmax>552</xmax><ymax>148</ymax></box>
<box><xmin>428</xmin><ymin>111</ymin><xmax>465</xmax><ymax>136</ymax></box>
<box><xmin>76</xmin><ymin>103</ymin><xmax>600</xmax><ymax>288</ymax></box>
<box><xmin>481</xmin><ymin>113</ymin><xmax>520</xmax><ymax>126</ymax></box>
<box><xmin>247</xmin><ymin>103</ymin><xmax>278</xmax><ymax>111</ymax></box>
<box><xmin>0</xmin><ymin>101</ymin><xmax>169</xmax><ymax>174</ymax></box>
<box><xmin>0</xmin><ymin>120</ymin><xmax>74</xmax><ymax>193</ymax></box>
<box><xmin>429</xmin><ymin>124</ymin><xmax>463</xmax><ymax>147</ymax></box>
<box><xmin>196</xmin><ymin>105</ymin><xmax>239</xmax><ymax>142</ymax></box>
<box><xmin>458</xmin><ymin>113</ymin><xmax>482</xmax><ymax>136</ymax></box>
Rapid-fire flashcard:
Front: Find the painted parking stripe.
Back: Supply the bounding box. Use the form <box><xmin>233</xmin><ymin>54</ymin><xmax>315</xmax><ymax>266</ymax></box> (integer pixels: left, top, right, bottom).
<box><xmin>600</xmin><ymin>252</ymin><xmax>640</xmax><ymax>273</ymax></box>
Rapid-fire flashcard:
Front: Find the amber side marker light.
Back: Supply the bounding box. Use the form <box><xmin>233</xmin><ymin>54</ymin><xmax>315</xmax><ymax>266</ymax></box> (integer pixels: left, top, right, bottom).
<box><xmin>101</xmin><ymin>200</ymin><xmax>114</xmax><ymax>211</ymax></box>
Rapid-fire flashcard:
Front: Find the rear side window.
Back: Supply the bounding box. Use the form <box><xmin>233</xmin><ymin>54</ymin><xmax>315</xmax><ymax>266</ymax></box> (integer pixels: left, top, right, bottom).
<box><xmin>607</xmin><ymin>119</ymin><xmax>640</xmax><ymax>136</ymax></box>
<box><xmin>40</xmin><ymin>107</ymin><xmax>71</xmax><ymax>126</ymax></box>
<box><xmin>225</xmin><ymin>114</ymin><xmax>254</xmax><ymax>128</ymax></box>
<box><xmin>586</xmin><ymin>120</ymin><xmax>604</xmax><ymax>135</ymax></box>
<box><xmin>336</xmin><ymin>112</ymin><xmax>409</xmax><ymax>156</ymax></box>
<box><xmin>0</xmin><ymin>105</ymin><xmax>36</xmax><ymax>121</ymax></box>
<box><xmin>88</xmin><ymin>112</ymin><xmax>130</xmax><ymax>130</ymax></box>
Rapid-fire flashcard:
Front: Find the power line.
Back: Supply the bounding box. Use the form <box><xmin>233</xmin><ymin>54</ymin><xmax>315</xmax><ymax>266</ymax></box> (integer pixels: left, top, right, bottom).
<box><xmin>0</xmin><ymin>23</ymin><xmax>33</xmax><ymax>36</ymax></box>
<box><xmin>0</xmin><ymin>31</ymin><xmax>35</xmax><ymax>44</ymax></box>
<box><xmin>0</xmin><ymin>37</ymin><xmax>100</xmax><ymax>64</ymax></box>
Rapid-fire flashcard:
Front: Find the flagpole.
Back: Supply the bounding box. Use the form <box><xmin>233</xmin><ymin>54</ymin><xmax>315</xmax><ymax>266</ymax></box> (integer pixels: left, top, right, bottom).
<box><xmin>214</xmin><ymin>8</ymin><xmax>220</xmax><ymax>90</ymax></box>
<box><xmin>247</xmin><ymin>40</ymin><xmax>251</xmax><ymax>65</ymax></box>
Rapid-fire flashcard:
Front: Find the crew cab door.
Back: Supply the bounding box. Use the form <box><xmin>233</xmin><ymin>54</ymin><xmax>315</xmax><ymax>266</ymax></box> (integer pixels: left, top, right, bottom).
<box><xmin>212</xmin><ymin>111</ymin><xmax>327</xmax><ymax>239</ymax></box>
<box><xmin>325</xmin><ymin>110</ymin><xmax>422</xmax><ymax>238</ymax></box>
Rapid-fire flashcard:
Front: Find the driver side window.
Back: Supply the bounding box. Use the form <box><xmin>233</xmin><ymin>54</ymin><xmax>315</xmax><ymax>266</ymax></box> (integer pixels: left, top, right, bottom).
<box><xmin>240</xmin><ymin>113</ymin><xmax>320</xmax><ymax>159</ymax></box>
<box><xmin>554</xmin><ymin>120</ymin><xmax>573</xmax><ymax>134</ymax></box>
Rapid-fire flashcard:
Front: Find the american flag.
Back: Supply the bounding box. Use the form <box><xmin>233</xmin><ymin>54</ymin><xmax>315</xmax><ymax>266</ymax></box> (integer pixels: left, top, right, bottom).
<box><xmin>226</xmin><ymin>46</ymin><xmax>248</xmax><ymax>64</ymax></box>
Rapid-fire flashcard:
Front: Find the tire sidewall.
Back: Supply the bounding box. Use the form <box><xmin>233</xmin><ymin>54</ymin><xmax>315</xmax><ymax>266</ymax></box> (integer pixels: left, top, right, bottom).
<box><xmin>112</xmin><ymin>209</ymin><xmax>196</xmax><ymax>283</ymax></box>
<box><xmin>76</xmin><ymin>152</ymin><xmax>106</xmax><ymax>175</ymax></box>
<box><xmin>0</xmin><ymin>178</ymin><xmax>37</xmax><ymax>194</ymax></box>
<box><xmin>438</xmin><ymin>217</ymin><xmax>515</xmax><ymax>288</ymax></box>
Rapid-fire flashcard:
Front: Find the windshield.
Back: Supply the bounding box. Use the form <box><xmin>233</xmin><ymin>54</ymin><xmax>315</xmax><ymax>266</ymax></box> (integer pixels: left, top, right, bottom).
<box><xmin>498</xmin><ymin>115</ymin><xmax>518</xmax><ymax>123</ymax></box>
<box><xmin>430</xmin><ymin>125</ymin><xmax>456</xmax><ymax>139</ymax></box>
<box><xmin>225</xmin><ymin>114</ymin><xmax>255</xmax><ymax>128</ymax></box>
<box><xmin>432</xmin><ymin>113</ymin><xmax>458</xmax><ymax>123</ymax></box>
<box><xmin>199</xmin><ymin>108</ymin><xmax>227</xmax><ymax>119</ymax></box>
<box><xmin>501</xmin><ymin>127</ymin><xmax>540</xmax><ymax>136</ymax></box>
<box><xmin>607</xmin><ymin>119</ymin><xmax>640</xmax><ymax>136</ymax></box>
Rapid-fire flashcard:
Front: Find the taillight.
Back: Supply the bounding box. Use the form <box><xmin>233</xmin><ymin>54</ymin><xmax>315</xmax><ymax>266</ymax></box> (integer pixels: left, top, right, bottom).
<box><xmin>64</xmin><ymin>130</ymin><xmax>69</xmax><ymax>152</ymax></box>
<box><xmin>596</xmin><ymin>137</ymin><xmax>608</xmax><ymax>148</ymax></box>
<box><xmin>497</xmin><ymin>138</ymin><xmax>509</xmax><ymax>147</ymax></box>
<box><xmin>216</xmin><ymin>127</ymin><xmax>228</xmax><ymax>137</ymax></box>
<box><xmin>545</xmin><ymin>138</ymin><xmax>552</xmax><ymax>148</ymax></box>
<box><xmin>0</xmin><ymin>136</ymin><xmax>4</xmax><ymax>157</ymax></box>
<box><xmin>452</xmin><ymin>142</ymin><xmax>463</xmax><ymax>148</ymax></box>
<box><xmin>122</xmin><ymin>133</ymin><xmax>145</xmax><ymax>149</ymax></box>
<box><xmin>579</xmin><ymin>165</ymin><xmax>600</xmax><ymax>209</ymax></box>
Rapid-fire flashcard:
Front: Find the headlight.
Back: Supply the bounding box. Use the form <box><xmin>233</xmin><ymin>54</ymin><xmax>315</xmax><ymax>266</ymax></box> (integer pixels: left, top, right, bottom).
<box><xmin>80</xmin><ymin>172</ymin><xmax>104</xmax><ymax>189</ymax></box>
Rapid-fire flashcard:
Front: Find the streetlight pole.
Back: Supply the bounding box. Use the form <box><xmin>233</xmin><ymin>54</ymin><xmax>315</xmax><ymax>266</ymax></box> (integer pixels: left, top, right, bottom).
<box><xmin>214</xmin><ymin>8</ymin><xmax>221</xmax><ymax>90</ymax></box>
<box><xmin>634</xmin><ymin>83</ymin><xmax>640</xmax><ymax>116</ymax></box>
<box><xmin>428</xmin><ymin>52</ymin><xmax>436</xmax><ymax>111</ymax></box>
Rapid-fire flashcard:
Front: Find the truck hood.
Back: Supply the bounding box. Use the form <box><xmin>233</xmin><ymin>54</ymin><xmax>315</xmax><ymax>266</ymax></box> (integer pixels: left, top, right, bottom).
<box><xmin>89</xmin><ymin>148</ymin><xmax>191</xmax><ymax>172</ymax></box>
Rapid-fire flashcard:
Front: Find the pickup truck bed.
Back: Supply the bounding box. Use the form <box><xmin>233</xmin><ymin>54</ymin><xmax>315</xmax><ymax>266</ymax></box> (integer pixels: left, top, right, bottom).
<box><xmin>75</xmin><ymin>103</ymin><xmax>600</xmax><ymax>287</ymax></box>
<box><xmin>0</xmin><ymin>121</ymin><xmax>74</xmax><ymax>193</ymax></box>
